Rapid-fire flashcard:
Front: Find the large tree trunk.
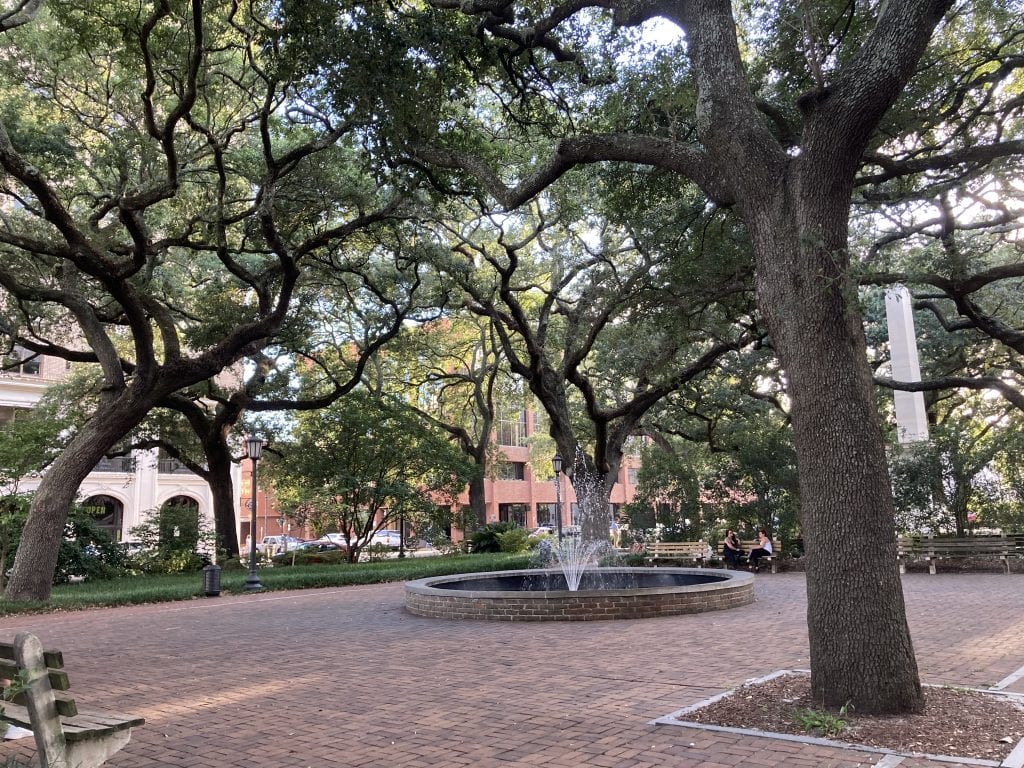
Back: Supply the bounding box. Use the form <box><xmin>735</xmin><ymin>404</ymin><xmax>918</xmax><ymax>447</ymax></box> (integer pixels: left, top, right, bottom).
<box><xmin>6</xmin><ymin>398</ymin><xmax>152</xmax><ymax>601</ymax></box>
<box><xmin>466</xmin><ymin>473</ymin><xmax>487</xmax><ymax>528</ymax></box>
<box><xmin>751</xmin><ymin>190</ymin><xmax>923</xmax><ymax>713</ymax></box>
<box><xmin>204</xmin><ymin>447</ymin><xmax>240</xmax><ymax>558</ymax></box>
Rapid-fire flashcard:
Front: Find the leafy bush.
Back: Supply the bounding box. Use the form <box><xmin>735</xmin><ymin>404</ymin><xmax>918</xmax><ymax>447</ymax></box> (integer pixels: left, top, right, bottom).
<box><xmin>469</xmin><ymin>521</ymin><xmax>518</xmax><ymax>553</ymax></box>
<box><xmin>361</xmin><ymin>543</ymin><xmax>392</xmax><ymax>562</ymax></box>
<box><xmin>54</xmin><ymin>509</ymin><xmax>128</xmax><ymax>583</ymax></box>
<box><xmin>429</xmin><ymin>535</ymin><xmax>463</xmax><ymax>556</ymax></box>
<box><xmin>496</xmin><ymin>527</ymin><xmax>530</xmax><ymax>553</ymax></box>
<box><xmin>127</xmin><ymin>505</ymin><xmax>214</xmax><ymax>573</ymax></box>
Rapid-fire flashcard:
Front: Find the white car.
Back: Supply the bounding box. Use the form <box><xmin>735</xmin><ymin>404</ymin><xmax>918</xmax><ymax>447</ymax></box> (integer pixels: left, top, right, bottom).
<box><xmin>370</xmin><ymin>530</ymin><xmax>403</xmax><ymax>549</ymax></box>
<box><xmin>258</xmin><ymin>535</ymin><xmax>302</xmax><ymax>553</ymax></box>
<box><xmin>321</xmin><ymin>533</ymin><xmax>351</xmax><ymax>547</ymax></box>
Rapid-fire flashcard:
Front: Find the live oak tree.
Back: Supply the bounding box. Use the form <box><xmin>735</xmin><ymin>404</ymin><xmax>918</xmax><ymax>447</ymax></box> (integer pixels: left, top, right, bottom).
<box><xmin>373</xmin><ymin>312</ymin><xmax>508</xmax><ymax>529</ymax></box>
<box><xmin>0</xmin><ymin>2</ymin><xmax>408</xmax><ymax>599</ymax></box>
<box><xmin>281</xmin><ymin>0</ymin><xmax>1023</xmax><ymax>712</ymax></box>
<box><xmin>146</xmin><ymin>228</ymin><xmax>440</xmax><ymax>559</ymax></box>
<box><xmin>427</xmin><ymin>205</ymin><xmax>756</xmax><ymax>541</ymax></box>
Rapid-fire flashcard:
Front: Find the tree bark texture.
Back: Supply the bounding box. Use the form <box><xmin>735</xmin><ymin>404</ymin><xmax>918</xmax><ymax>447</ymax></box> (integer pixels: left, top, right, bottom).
<box><xmin>748</xmin><ymin>180</ymin><xmax>923</xmax><ymax>712</ymax></box>
<box><xmin>205</xmin><ymin>449</ymin><xmax>240</xmax><ymax>559</ymax></box>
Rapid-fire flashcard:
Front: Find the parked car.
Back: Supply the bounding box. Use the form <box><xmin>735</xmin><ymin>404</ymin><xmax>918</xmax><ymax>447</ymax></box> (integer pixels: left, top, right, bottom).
<box><xmin>258</xmin><ymin>535</ymin><xmax>302</xmax><ymax>553</ymax></box>
<box><xmin>370</xmin><ymin>530</ymin><xmax>402</xmax><ymax>549</ymax></box>
<box><xmin>321</xmin><ymin>533</ymin><xmax>351</xmax><ymax>547</ymax></box>
<box><xmin>296</xmin><ymin>539</ymin><xmax>345</xmax><ymax>552</ymax></box>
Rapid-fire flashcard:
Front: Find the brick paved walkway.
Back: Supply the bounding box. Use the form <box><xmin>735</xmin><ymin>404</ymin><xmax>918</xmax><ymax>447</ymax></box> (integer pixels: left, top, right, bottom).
<box><xmin>2</xmin><ymin>573</ymin><xmax>1023</xmax><ymax>767</ymax></box>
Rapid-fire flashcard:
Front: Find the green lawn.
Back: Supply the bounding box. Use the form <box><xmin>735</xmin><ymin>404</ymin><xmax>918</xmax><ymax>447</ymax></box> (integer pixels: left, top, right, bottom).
<box><xmin>0</xmin><ymin>552</ymin><xmax>533</xmax><ymax>616</ymax></box>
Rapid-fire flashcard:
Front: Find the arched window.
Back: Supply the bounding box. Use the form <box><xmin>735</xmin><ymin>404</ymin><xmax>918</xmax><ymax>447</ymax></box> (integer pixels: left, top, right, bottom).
<box><xmin>162</xmin><ymin>495</ymin><xmax>199</xmax><ymax>512</ymax></box>
<box><xmin>159</xmin><ymin>496</ymin><xmax>201</xmax><ymax>549</ymax></box>
<box><xmin>81</xmin><ymin>495</ymin><xmax>124</xmax><ymax>542</ymax></box>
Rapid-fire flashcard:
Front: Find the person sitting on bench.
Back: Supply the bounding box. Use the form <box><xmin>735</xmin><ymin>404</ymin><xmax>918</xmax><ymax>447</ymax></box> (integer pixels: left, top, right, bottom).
<box><xmin>722</xmin><ymin>529</ymin><xmax>744</xmax><ymax>569</ymax></box>
<box><xmin>748</xmin><ymin>529</ymin><xmax>773</xmax><ymax>573</ymax></box>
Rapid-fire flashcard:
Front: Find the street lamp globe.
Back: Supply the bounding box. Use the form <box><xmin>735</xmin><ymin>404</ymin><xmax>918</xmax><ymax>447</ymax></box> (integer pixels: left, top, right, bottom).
<box><xmin>246</xmin><ymin>435</ymin><xmax>264</xmax><ymax>461</ymax></box>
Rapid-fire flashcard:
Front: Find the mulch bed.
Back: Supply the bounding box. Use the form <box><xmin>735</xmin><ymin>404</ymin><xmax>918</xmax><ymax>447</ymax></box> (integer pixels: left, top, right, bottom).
<box><xmin>679</xmin><ymin>672</ymin><xmax>1024</xmax><ymax>761</ymax></box>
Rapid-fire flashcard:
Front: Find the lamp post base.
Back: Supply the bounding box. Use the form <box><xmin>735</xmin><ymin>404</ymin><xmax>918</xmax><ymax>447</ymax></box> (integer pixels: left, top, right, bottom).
<box><xmin>244</xmin><ymin>570</ymin><xmax>262</xmax><ymax>591</ymax></box>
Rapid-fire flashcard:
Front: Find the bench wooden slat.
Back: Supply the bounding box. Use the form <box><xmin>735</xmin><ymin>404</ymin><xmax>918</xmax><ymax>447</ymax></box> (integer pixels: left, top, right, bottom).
<box><xmin>647</xmin><ymin>541</ymin><xmax>709</xmax><ymax>566</ymax></box>
<box><xmin>60</xmin><ymin>710</ymin><xmax>147</xmax><ymax>741</ymax></box>
<box><xmin>7</xmin><ymin>688</ymin><xmax>79</xmax><ymax>717</ymax></box>
<box><xmin>0</xmin><ymin>642</ymin><xmax>64</xmax><ymax>669</ymax></box>
<box><xmin>0</xmin><ymin>659</ymin><xmax>72</xmax><ymax>691</ymax></box>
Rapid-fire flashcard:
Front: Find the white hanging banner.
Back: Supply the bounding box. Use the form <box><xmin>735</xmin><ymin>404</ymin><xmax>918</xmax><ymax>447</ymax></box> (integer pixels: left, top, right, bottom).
<box><xmin>884</xmin><ymin>284</ymin><xmax>930</xmax><ymax>443</ymax></box>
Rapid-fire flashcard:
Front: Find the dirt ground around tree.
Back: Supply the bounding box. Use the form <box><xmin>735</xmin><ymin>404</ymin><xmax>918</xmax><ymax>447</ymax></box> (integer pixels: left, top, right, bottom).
<box><xmin>682</xmin><ymin>672</ymin><xmax>1024</xmax><ymax>762</ymax></box>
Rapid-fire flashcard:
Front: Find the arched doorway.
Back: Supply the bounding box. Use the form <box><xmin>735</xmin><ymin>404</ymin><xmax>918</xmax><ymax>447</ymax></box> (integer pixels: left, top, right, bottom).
<box><xmin>81</xmin><ymin>495</ymin><xmax>124</xmax><ymax>542</ymax></box>
<box><xmin>159</xmin><ymin>496</ymin><xmax>201</xmax><ymax>550</ymax></box>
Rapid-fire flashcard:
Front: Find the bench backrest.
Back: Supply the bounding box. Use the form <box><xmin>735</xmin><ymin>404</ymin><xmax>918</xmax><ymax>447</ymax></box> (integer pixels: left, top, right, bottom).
<box><xmin>648</xmin><ymin>541</ymin><xmax>709</xmax><ymax>557</ymax></box>
<box><xmin>898</xmin><ymin>535</ymin><xmax>1010</xmax><ymax>555</ymax></box>
<box><xmin>718</xmin><ymin>539</ymin><xmax>780</xmax><ymax>554</ymax></box>
<box><xmin>0</xmin><ymin>638</ymin><xmax>78</xmax><ymax>717</ymax></box>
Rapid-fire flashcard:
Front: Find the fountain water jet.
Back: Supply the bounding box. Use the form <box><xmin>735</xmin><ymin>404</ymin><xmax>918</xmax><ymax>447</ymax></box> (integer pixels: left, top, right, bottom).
<box><xmin>549</xmin><ymin>447</ymin><xmax>613</xmax><ymax>590</ymax></box>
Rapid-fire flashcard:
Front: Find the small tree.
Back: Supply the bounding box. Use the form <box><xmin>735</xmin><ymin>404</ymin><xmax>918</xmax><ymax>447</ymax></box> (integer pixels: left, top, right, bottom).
<box><xmin>266</xmin><ymin>391</ymin><xmax>477</xmax><ymax>562</ymax></box>
<box><xmin>129</xmin><ymin>505</ymin><xmax>215</xmax><ymax>573</ymax></box>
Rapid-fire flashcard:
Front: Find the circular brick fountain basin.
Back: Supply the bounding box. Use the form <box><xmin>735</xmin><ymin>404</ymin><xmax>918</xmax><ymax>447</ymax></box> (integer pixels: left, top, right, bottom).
<box><xmin>404</xmin><ymin>567</ymin><xmax>754</xmax><ymax>621</ymax></box>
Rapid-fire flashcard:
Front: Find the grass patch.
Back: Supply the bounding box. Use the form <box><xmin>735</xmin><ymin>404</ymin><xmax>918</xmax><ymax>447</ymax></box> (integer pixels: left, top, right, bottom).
<box><xmin>0</xmin><ymin>553</ymin><xmax>533</xmax><ymax>616</ymax></box>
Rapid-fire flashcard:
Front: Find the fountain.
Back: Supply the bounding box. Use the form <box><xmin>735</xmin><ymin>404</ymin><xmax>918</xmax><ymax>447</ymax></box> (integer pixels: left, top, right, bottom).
<box><xmin>405</xmin><ymin>448</ymin><xmax>754</xmax><ymax>621</ymax></box>
<box><xmin>549</xmin><ymin>451</ymin><xmax>611</xmax><ymax>590</ymax></box>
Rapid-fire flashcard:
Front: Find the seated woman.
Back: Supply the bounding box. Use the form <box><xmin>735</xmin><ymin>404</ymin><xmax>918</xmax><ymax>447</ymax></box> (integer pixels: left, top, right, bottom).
<box><xmin>748</xmin><ymin>529</ymin><xmax>773</xmax><ymax>573</ymax></box>
<box><xmin>722</xmin><ymin>529</ymin><xmax>744</xmax><ymax>569</ymax></box>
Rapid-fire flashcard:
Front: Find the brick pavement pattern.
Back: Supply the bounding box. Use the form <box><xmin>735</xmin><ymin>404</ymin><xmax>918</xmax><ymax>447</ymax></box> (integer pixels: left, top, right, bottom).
<box><xmin>1</xmin><ymin>573</ymin><xmax>1023</xmax><ymax>767</ymax></box>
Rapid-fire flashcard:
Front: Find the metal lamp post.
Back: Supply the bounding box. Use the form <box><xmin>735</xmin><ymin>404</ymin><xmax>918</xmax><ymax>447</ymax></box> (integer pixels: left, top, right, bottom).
<box><xmin>245</xmin><ymin>436</ymin><xmax>264</xmax><ymax>591</ymax></box>
<box><xmin>552</xmin><ymin>453</ymin><xmax>563</xmax><ymax>541</ymax></box>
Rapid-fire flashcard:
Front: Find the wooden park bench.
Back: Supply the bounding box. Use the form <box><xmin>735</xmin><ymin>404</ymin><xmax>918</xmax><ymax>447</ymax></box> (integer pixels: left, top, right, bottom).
<box><xmin>714</xmin><ymin>539</ymin><xmax>781</xmax><ymax>574</ymax></box>
<box><xmin>897</xmin><ymin>534</ymin><xmax>1013</xmax><ymax>575</ymax></box>
<box><xmin>1</xmin><ymin>632</ymin><xmax>144</xmax><ymax>767</ymax></box>
<box><xmin>646</xmin><ymin>541</ymin><xmax>711</xmax><ymax>567</ymax></box>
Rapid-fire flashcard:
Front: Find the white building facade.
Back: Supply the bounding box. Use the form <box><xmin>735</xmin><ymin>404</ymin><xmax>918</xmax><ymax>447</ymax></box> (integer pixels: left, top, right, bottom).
<box><xmin>0</xmin><ymin>353</ymin><xmax>235</xmax><ymax>542</ymax></box>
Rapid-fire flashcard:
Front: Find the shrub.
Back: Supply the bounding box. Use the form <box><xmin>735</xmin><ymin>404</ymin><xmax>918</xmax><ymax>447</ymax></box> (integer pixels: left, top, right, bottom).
<box><xmin>429</xmin><ymin>535</ymin><xmax>463</xmax><ymax>556</ymax></box>
<box><xmin>361</xmin><ymin>543</ymin><xmax>392</xmax><ymax>562</ymax></box>
<box><xmin>127</xmin><ymin>505</ymin><xmax>215</xmax><ymax>574</ymax></box>
<box><xmin>54</xmin><ymin>509</ymin><xmax>128</xmax><ymax>584</ymax></box>
<box><xmin>469</xmin><ymin>521</ymin><xmax>518</xmax><ymax>553</ymax></box>
<box><xmin>496</xmin><ymin>527</ymin><xmax>530</xmax><ymax>553</ymax></box>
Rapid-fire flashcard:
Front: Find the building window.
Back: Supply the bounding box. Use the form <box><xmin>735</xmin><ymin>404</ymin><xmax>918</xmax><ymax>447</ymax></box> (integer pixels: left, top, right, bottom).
<box><xmin>5</xmin><ymin>347</ymin><xmax>40</xmax><ymax>376</ymax></box>
<box><xmin>498</xmin><ymin>503</ymin><xmax>527</xmax><ymax>527</ymax></box>
<box><xmin>81</xmin><ymin>495</ymin><xmax>124</xmax><ymax>542</ymax></box>
<box><xmin>496</xmin><ymin>410</ymin><xmax>528</xmax><ymax>446</ymax></box>
<box><xmin>535</xmin><ymin>503</ymin><xmax>556</xmax><ymax>527</ymax></box>
<box><xmin>497</xmin><ymin>461</ymin><xmax>526</xmax><ymax>481</ymax></box>
<box><xmin>627</xmin><ymin>467</ymin><xmax>638</xmax><ymax>485</ymax></box>
<box><xmin>157</xmin><ymin>449</ymin><xmax>196</xmax><ymax>474</ymax></box>
<box><xmin>93</xmin><ymin>455</ymin><xmax>136</xmax><ymax>473</ymax></box>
